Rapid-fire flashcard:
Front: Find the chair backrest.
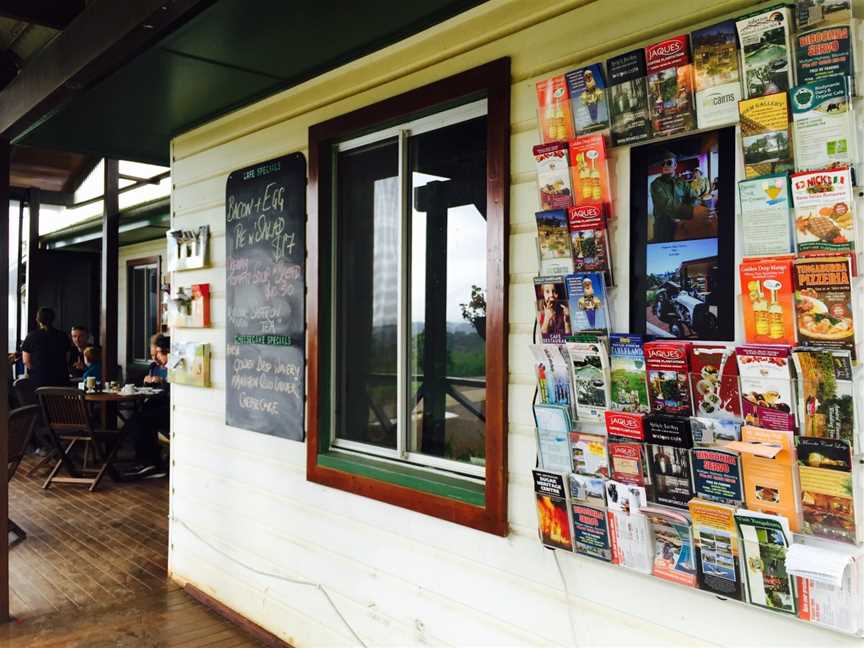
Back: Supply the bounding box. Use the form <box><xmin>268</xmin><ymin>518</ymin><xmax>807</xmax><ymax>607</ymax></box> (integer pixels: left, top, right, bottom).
<box><xmin>13</xmin><ymin>377</ymin><xmax>37</xmax><ymax>407</ymax></box>
<box><xmin>8</xmin><ymin>404</ymin><xmax>39</xmax><ymax>480</ymax></box>
<box><xmin>35</xmin><ymin>387</ymin><xmax>93</xmax><ymax>435</ymax></box>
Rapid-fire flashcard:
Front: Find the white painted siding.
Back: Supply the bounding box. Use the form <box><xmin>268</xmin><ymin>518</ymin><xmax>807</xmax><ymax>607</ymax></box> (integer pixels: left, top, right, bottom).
<box><xmin>168</xmin><ymin>1</ymin><xmax>863</xmax><ymax>645</ymax></box>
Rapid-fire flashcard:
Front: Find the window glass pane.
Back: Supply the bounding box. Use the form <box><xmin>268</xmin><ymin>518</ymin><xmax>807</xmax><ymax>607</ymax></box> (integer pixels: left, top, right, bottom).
<box><xmin>335</xmin><ymin>138</ymin><xmax>399</xmax><ymax>449</ymax></box>
<box><xmin>409</xmin><ymin>115</ymin><xmax>487</xmax><ymax>466</ymax></box>
<box><xmin>131</xmin><ymin>268</ymin><xmax>147</xmax><ymax>362</ymax></box>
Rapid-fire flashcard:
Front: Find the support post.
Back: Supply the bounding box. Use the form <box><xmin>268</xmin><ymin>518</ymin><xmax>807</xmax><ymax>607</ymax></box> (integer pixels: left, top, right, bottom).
<box><xmin>14</xmin><ymin>200</ymin><xmax>22</xmax><ymax>349</ymax></box>
<box><xmin>0</xmin><ymin>137</ymin><xmax>11</xmax><ymax>623</ymax></box>
<box><xmin>24</xmin><ymin>188</ymin><xmax>38</xmax><ymax>334</ymax></box>
<box><xmin>101</xmin><ymin>159</ymin><xmax>119</xmax><ymax>384</ymax></box>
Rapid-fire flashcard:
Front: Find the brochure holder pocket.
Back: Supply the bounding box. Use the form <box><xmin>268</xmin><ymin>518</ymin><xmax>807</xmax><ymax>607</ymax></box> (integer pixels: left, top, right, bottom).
<box><xmin>690</xmin><ymin>372</ymin><xmax>742</xmax><ymax>420</ymax></box>
<box><xmin>739</xmin><ymin>375</ymin><xmax>797</xmax><ymax>432</ymax></box>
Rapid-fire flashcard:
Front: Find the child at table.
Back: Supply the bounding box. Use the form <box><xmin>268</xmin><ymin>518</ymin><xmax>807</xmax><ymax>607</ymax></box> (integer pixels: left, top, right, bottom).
<box><xmin>81</xmin><ymin>346</ymin><xmax>102</xmax><ymax>382</ymax></box>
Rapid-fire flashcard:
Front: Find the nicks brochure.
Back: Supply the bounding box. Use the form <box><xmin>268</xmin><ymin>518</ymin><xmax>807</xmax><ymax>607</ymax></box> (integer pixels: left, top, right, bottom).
<box><xmin>735</xmin><ymin>344</ymin><xmax>797</xmax><ymax>432</ymax></box>
<box><xmin>644</xmin><ymin>341</ymin><xmax>693</xmax><ymax>416</ymax></box>
<box><xmin>691</xmin><ymin>417</ymin><xmax>742</xmax><ymax>446</ymax></box>
<box><xmin>565</xmin><ymin>272</ymin><xmax>609</xmax><ymax>334</ymax></box>
<box><xmin>535</xmin><ymin>209</ymin><xmax>573</xmax><ymax>275</ymax></box>
<box><xmin>568</xmin><ymin>205</ymin><xmax>611</xmax><ymax>277</ymax></box>
<box><xmin>533</xmin><ymin>469</ymin><xmax>574</xmax><ymax>551</ymax></box>
<box><xmin>571</xmin><ymin>502</ymin><xmax>613</xmax><ymax>562</ymax></box>
<box><xmin>569</xmin><ymin>473</ymin><xmax>606</xmax><ymax>508</ymax></box>
<box><xmin>689</xmin><ymin>499</ymin><xmax>744</xmax><ymax>600</ymax></box>
<box><xmin>534</xmin><ymin>142</ymin><xmax>573</xmax><ymax>210</ymax></box>
<box><xmin>691</xmin><ymin>447</ymin><xmax>743</xmax><ymax>505</ymax></box>
<box><xmin>793</xmin><ymin>256</ymin><xmax>855</xmax><ymax>356</ymax></box>
<box><xmin>534</xmin><ymin>403</ymin><xmax>573</xmax><ymax>474</ymax></box>
<box><xmin>795</xmin><ymin>25</ymin><xmax>853</xmax><ymax>89</ymax></box>
<box><xmin>736</xmin><ymin>6</ymin><xmax>794</xmax><ymax>98</ymax></box>
<box><xmin>568</xmin><ymin>135</ymin><xmax>611</xmax><ymax>210</ymax></box>
<box><xmin>739</xmin><ymin>256</ymin><xmax>797</xmax><ymax>345</ymax></box>
<box><xmin>535</xmin><ymin>75</ymin><xmax>575</xmax><ymax>143</ymax></box>
<box><xmin>792</xmin><ymin>348</ymin><xmax>854</xmax><ymax>445</ymax></box>
<box><xmin>738</xmin><ymin>174</ymin><xmax>792</xmax><ymax>257</ymax></box>
<box><xmin>606</xmin><ymin>48</ymin><xmax>651</xmax><ymax>146</ymax></box>
<box><xmin>735</xmin><ymin>509</ymin><xmax>797</xmax><ymax>614</ymax></box>
<box><xmin>791</xmin><ymin>168</ymin><xmax>855</xmax><ymax>259</ymax></box>
<box><xmin>797</xmin><ymin>436</ymin><xmax>857</xmax><ymax>544</ymax></box>
<box><xmin>570</xmin><ymin>430</ymin><xmax>609</xmax><ymax>477</ymax></box>
<box><xmin>528</xmin><ymin>344</ymin><xmax>572</xmax><ymax>411</ymax></box>
<box><xmin>738</xmin><ymin>92</ymin><xmax>793</xmax><ymax>178</ymax></box>
<box><xmin>791</xmin><ymin>76</ymin><xmax>856</xmax><ymax>171</ymax></box>
<box><xmin>691</xmin><ymin>20</ymin><xmax>743</xmax><ymax>129</ymax></box>
<box><xmin>645</xmin><ymin>414</ymin><xmax>694</xmax><ymax>509</ymax></box>
<box><xmin>609</xmin><ymin>334</ymin><xmax>649</xmax><ymax>413</ymax></box>
<box><xmin>727</xmin><ymin>425</ymin><xmax>801</xmax><ymax>531</ymax></box>
<box><xmin>534</xmin><ymin>276</ymin><xmax>571</xmax><ymax>344</ymax></box>
<box><xmin>641</xmin><ymin>506</ymin><xmax>697</xmax><ymax>587</ymax></box>
<box><xmin>565</xmin><ymin>63</ymin><xmax>610</xmax><ymax>135</ymax></box>
<box><xmin>689</xmin><ymin>344</ymin><xmax>741</xmax><ymax>420</ymax></box>
<box><xmin>565</xmin><ymin>341</ymin><xmax>610</xmax><ymax>421</ymax></box>
<box><xmin>644</xmin><ymin>35</ymin><xmax>696</xmax><ymax>137</ymax></box>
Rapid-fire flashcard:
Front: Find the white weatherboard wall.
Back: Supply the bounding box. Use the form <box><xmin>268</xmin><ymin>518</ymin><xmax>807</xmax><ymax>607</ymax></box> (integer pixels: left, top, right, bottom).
<box><xmin>168</xmin><ymin>1</ymin><xmax>863</xmax><ymax>645</ymax></box>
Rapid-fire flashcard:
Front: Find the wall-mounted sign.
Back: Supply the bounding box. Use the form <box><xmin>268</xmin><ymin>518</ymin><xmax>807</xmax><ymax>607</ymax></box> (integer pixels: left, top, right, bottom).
<box><xmin>167</xmin><ymin>225</ymin><xmax>210</xmax><ymax>271</ymax></box>
<box><xmin>225</xmin><ymin>153</ymin><xmax>306</xmax><ymax>440</ymax></box>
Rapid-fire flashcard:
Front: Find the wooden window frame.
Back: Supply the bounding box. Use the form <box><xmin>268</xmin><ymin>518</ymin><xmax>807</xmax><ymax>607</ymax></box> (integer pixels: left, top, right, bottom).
<box><xmin>307</xmin><ymin>58</ymin><xmax>510</xmax><ymax>536</ymax></box>
<box><xmin>125</xmin><ymin>255</ymin><xmax>162</xmax><ymax>368</ymax></box>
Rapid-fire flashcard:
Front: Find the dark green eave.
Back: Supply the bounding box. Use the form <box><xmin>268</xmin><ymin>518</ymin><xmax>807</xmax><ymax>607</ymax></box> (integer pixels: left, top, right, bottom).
<box><xmin>40</xmin><ymin>197</ymin><xmax>169</xmax><ymax>251</ymax></box>
<box><xmin>18</xmin><ymin>0</ymin><xmax>487</xmax><ymax>164</ymax></box>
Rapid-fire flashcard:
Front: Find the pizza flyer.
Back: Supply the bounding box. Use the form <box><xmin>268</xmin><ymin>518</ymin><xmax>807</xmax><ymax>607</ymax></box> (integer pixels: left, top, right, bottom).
<box><xmin>533</xmin><ymin>142</ymin><xmax>573</xmax><ymax>210</ymax></box>
<box><xmin>738</xmin><ymin>174</ymin><xmax>792</xmax><ymax>257</ymax></box>
<box><xmin>644</xmin><ymin>35</ymin><xmax>696</xmax><ymax>137</ymax></box>
<box><xmin>691</xmin><ymin>20</ymin><xmax>742</xmax><ymax>129</ymax></box>
<box><xmin>606</xmin><ymin>48</ymin><xmax>651</xmax><ymax>146</ymax></box>
<box><xmin>689</xmin><ymin>344</ymin><xmax>742</xmax><ymax>420</ymax></box>
<box><xmin>644</xmin><ymin>341</ymin><xmax>693</xmax><ymax>416</ymax></box>
<box><xmin>797</xmin><ymin>436</ymin><xmax>857</xmax><ymax>544</ymax></box>
<box><xmin>567</xmin><ymin>205</ymin><xmax>610</xmax><ymax>276</ymax></box>
<box><xmin>609</xmin><ymin>334</ymin><xmax>649</xmax><ymax>414</ymax></box>
<box><xmin>738</xmin><ymin>93</ymin><xmax>793</xmax><ymax>178</ymax></box>
<box><xmin>790</xmin><ymin>76</ymin><xmax>856</xmax><ymax>171</ymax></box>
<box><xmin>535</xmin><ymin>75</ymin><xmax>575</xmax><ymax>143</ymax></box>
<box><xmin>735</xmin><ymin>344</ymin><xmax>797</xmax><ymax>432</ymax></box>
<box><xmin>792</xmin><ymin>348</ymin><xmax>855</xmax><ymax>445</ymax></box>
<box><xmin>795</xmin><ymin>25</ymin><xmax>853</xmax><ymax>90</ymax></box>
<box><xmin>739</xmin><ymin>256</ymin><xmax>797</xmax><ymax>345</ymax></box>
<box><xmin>565</xmin><ymin>63</ymin><xmax>610</xmax><ymax>135</ymax></box>
<box><xmin>568</xmin><ymin>135</ymin><xmax>611</xmax><ymax>211</ymax></box>
<box><xmin>791</xmin><ymin>167</ymin><xmax>855</xmax><ymax>259</ymax></box>
<box><xmin>535</xmin><ymin>209</ymin><xmax>574</xmax><ymax>275</ymax></box>
<box><xmin>736</xmin><ymin>6</ymin><xmax>794</xmax><ymax>98</ymax></box>
<box><xmin>793</xmin><ymin>256</ymin><xmax>856</xmax><ymax>356</ymax></box>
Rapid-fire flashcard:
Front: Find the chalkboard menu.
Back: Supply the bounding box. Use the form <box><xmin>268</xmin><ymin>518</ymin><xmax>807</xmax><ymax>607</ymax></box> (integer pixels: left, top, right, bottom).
<box><xmin>225</xmin><ymin>153</ymin><xmax>306</xmax><ymax>440</ymax></box>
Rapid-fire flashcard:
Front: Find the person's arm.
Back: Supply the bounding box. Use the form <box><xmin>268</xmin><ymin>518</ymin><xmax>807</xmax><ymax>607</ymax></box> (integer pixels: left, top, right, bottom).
<box><xmin>651</xmin><ymin>180</ymin><xmax>696</xmax><ymax>221</ymax></box>
<box><xmin>22</xmin><ymin>351</ymin><xmax>32</xmax><ymax>370</ymax></box>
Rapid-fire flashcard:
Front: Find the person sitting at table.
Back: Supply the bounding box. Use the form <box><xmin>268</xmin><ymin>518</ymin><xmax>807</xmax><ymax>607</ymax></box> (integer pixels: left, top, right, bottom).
<box><xmin>125</xmin><ymin>334</ymin><xmax>170</xmax><ymax>477</ymax></box>
<box><xmin>69</xmin><ymin>324</ymin><xmax>91</xmax><ymax>378</ymax></box>
<box><xmin>21</xmin><ymin>307</ymin><xmax>71</xmax><ymax>389</ymax></box>
<box><xmin>81</xmin><ymin>346</ymin><xmax>102</xmax><ymax>382</ymax></box>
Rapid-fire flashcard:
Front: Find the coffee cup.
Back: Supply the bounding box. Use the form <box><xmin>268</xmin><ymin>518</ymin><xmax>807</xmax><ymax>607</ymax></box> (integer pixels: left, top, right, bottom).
<box><xmin>121</xmin><ymin>384</ymin><xmax>135</xmax><ymax>394</ymax></box>
<box><xmin>85</xmin><ymin>377</ymin><xmax>97</xmax><ymax>391</ymax></box>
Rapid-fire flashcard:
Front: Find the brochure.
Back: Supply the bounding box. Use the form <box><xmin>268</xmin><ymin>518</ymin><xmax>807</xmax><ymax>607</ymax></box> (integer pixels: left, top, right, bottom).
<box><xmin>795</xmin><ymin>25</ymin><xmax>853</xmax><ymax>88</ymax></box>
<box><xmin>534</xmin><ymin>403</ymin><xmax>573</xmax><ymax>474</ymax></box>
<box><xmin>534</xmin><ymin>276</ymin><xmax>571</xmax><ymax>344</ymax></box>
<box><xmin>798</xmin><ymin>436</ymin><xmax>856</xmax><ymax>544</ymax></box>
<box><xmin>791</xmin><ymin>168</ymin><xmax>855</xmax><ymax>259</ymax></box>
<box><xmin>736</xmin><ymin>6</ymin><xmax>794</xmax><ymax>98</ymax></box>
<box><xmin>535</xmin><ymin>209</ymin><xmax>574</xmax><ymax>275</ymax></box>
<box><xmin>738</xmin><ymin>174</ymin><xmax>793</xmax><ymax>256</ymax></box>
<box><xmin>569</xmin><ymin>473</ymin><xmax>607</xmax><ymax>508</ymax></box>
<box><xmin>568</xmin><ymin>135</ymin><xmax>611</xmax><ymax>210</ymax></box>
<box><xmin>739</xmin><ymin>256</ymin><xmax>797</xmax><ymax>345</ymax></box>
<box><xmin>691</xmin><ymin>20</ymin><xmax>743</xmax><ymax>129</ymax></box>
<box><xmin>689</xmin><ymin>499</ymin><xmax>744</xmax><ymax>600</ymax></box>
<box><xmin>644</xmin><ymin>35</ymin><xmax>696</xmax><ymax>137</ymax></box>
<box><xmin>735</xmin><ymin>344</ymin><xmax>797</xmax><ymax>432</ymax></box>
<box><xmin>605</xmin><ymin>480</ymin><xmax>647</xmax><ymax>514</ymax></box>
<box><xmin>565</xmin><ymin>63</ymin><xmax>610</xmax><ymax>135</ymax></box>
<box><xmin>607</xmin><ymin>509</ymin><xmax>654</xmax><ymax>572</ymax></box>
<box><xmin>570</xmin><ymin>430</ymin><xmax>609</xmax><ymax>477</ymax></box>
<box><xmin>790</xmin><ymin>543</ymin><xmax>862</xmax><ymax>634</ymax></box>
<box><xmin>691</xmin><ymin>447</ymin><xmax>744</xmax><ymax>505</ymax></box>
<box><xmin>606</xmin><ymin>48</ymin><xmax>651</xmax><ymax>146</ymax></box>
<box><xmin>609</xmin><ymin>334</ymin><xmax>649</xmax><ymax>413</ymax></box>
<box><xmin>604</xmin><ymin>410</ymin><xmax>646</xmax><ymax>441</ymax></box>
<box><xmin>571</xmin><ymin>504</ymin><xmax>613</xmax><ymax>562</ymax></box>
<box><xmin>690</xmin><ymin>417</ymin><xmax>741</xmax><ymax>446</ymax></box>
<box><xmin>793</xmin><ymin>256</ymin><xmax>855</xmax><ymax>356</ymax></box>
<box><xmin>734</xmin><ymin>509</ymin><xmax>797</xmax><ymax>614</ymax></box>
<box><xmin>565</xmin><ymin>272</ymin><xmax>609</xmax><ymax>334</ymax></box>
<box><xmin>641</xmin><ymin>506</ymin><xmax>697</xmax><ymax>587</ymax></box>
<box><xmin>568</xmin><ymin>205</ymin><xmax>611</xmax><ymax>277</ymax></box>
<box><xmin>528</xmin><ymin>343</ymin><xmax>572</xmax><ymax>411</ymax></box>
<box><xmin>565</xmin><ymin>341</ymin><xmax>610</xmax><ymax>421</ymax></box>
<box><xmin>796</xmin><ymin>0</ymin><xmax>852</xmax><ymax>29</ymax></box>
<box><xmin>791</xmin><ymin>76</ymin><xmax>856</xmax><ymax>171</ymax></box>
<box><xmin>792</xmin><ymin>348</ymin><xmax>854</xmax><ymax>444</ymax></box>
<box><xmin>739</xmin><ymin>93</ymin><xmax>793</xmax><ymax>178</ymax></box>
<box><xmin>689</xmin><ymin>344</ymin><xmax>742</xmax><ymax>420</ymax></box>
<box><xmin>535</xmin><ymin>75</ymin><xmax>575</xmax><ymax>143</ymax></box>
<box><xmin>644</xmin><ymin>341</ymin><xmax>693</xmax><ymax>416</ymax></box>
<box><xmin>533</xmin><ymin>469</ymin><xmax>574</xmax><ymax>551</ymax></box>
<box><xmin>534</xmin><ymin>142</ymin><xmax>573</xmax><ymax>210</ymax></box>
<box><xmin>609</xmin><ymin>440</ymin><xmax>646</xmax><ymax>486</ymax></box>
<box><xmin>645</xmin><ymin>414</ymin><xmax>694</xmax><ymax>509</ymax></box>
<box><xmin>727</xmin><ymin>425</ymin><xmax>801</xmax><ymax>531</ymax></box>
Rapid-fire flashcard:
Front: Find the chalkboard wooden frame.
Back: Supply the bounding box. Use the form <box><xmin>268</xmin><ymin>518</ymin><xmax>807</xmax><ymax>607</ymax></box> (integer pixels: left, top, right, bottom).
<box><xmin>306</xmin><ymin>58</ymin><xmax>510</xmax><ymax>536</ymax></box>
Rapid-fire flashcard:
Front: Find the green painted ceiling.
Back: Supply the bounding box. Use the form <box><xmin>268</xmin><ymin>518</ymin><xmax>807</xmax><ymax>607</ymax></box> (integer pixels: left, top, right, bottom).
<box><xmin>18</xmin><ymin>0</ymin><xmax>485</xmax><ymax>165</ymax></box>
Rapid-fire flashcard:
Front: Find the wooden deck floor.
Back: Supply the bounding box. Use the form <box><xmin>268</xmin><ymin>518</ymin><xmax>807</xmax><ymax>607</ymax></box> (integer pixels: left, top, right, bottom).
<box><xmin>4</xmin><ymin>456</ymin><xmax>264</xmax><ymax>646</ymax></box>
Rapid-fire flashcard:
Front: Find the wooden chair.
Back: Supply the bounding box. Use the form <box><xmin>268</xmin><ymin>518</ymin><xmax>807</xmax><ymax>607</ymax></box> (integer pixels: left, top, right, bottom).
<box><xmin>36</xmin><ymin>387</ymin><xmax>126</xmax><ymax>492</ymax></box>
<box><xmin>8</xmin><ymin>405</ymin><xmax>39</xmax><ymax>546</ymax></box>
<box><xmin>15</xmin><ymin>377</ymin><xmax>59</xmax><ymax>477</ymax></box>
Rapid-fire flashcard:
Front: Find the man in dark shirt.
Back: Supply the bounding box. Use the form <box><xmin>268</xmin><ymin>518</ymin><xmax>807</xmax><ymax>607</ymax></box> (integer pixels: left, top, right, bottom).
<box><xmin>69</xmin><ymin>324</ymin><xmax>90</xmax><ymax>378</ymax></box>
<box><xmin>21</xmin><ymin>308</ymin><xmax>72</xmax><ymax>389</ymax></box>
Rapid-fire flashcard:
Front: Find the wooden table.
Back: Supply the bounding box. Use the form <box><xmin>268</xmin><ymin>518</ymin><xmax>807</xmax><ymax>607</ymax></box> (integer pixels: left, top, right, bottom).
<box><xmin>83</xmin><ymin>391</ymin><xmax>148</xmax><ymax>404</ymax></box>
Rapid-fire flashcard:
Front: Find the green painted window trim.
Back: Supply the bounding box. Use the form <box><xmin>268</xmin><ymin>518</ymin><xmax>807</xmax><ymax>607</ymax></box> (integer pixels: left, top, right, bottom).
<box><xmin>318</xmin><ymin>451</ymin><xmax>485</xmax><ymax>507</ymax></box>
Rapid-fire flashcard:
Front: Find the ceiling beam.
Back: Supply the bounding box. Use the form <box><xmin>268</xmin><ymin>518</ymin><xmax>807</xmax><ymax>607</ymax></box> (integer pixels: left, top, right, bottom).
<box><xmin>0</xmin><ymin>1</ymin><xmax>85</xmax><ymax>30</ymax></box>
<box><xmin>0</xmin><ymin>0</ymin><xmax>216</xmax><ymax>141</ymax></box>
